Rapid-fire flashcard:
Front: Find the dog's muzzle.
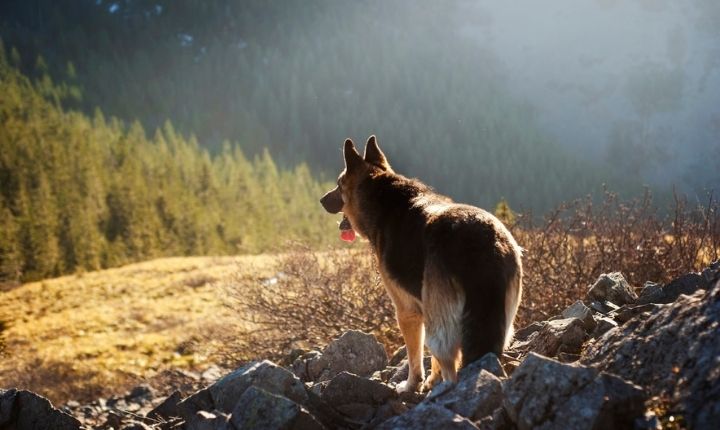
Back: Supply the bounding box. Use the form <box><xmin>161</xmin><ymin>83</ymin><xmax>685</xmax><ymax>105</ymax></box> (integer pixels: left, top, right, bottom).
<box><xmin>320</xmin><ymin>187</ymin><xmax>344</xmax><ymax>214</ymax></box>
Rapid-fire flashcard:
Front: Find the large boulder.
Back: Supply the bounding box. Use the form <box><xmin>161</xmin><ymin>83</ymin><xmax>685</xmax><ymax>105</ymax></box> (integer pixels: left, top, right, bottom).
<box><xmin>300</xmin><ymin>330</ymin><xmax>388</xmax><ymax>382</ymax></box>
<box><xmin>0</xmin><ymin>389</ymin><xmax>81</xmax><ymax>430</ymax></box>
<box><xmin>503</xmin><ymin>353</ymin><xmax>645</xmax><ymax>430</ymax></box>
<box><xmin>587</xmin><ymin>272</ymin><xmax>637</xmax><ymax>306</ymax></box>
<box><xmin>583</xmin><ymin>278</ymin><xmax>720</xmax><ymax>430</ymax></box>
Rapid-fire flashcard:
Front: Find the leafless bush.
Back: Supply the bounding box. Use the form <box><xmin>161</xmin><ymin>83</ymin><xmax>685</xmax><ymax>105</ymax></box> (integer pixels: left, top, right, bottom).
<box><xmin>225</xmin><ymin>246</ymin><xmax>399</xmax><ymax>363</ymax></box>
<box><xmin>225</xmin><ymin>190</ymin><xmax>718</xmax><ymax>361</ymax></box>
<box><xmin>512</xmin><ymin>189</ymin><xmax>719</xmax><ymax>326</ymax></box>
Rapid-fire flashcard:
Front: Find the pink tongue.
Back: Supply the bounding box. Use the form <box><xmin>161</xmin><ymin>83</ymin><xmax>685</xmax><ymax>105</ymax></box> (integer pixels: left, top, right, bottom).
<box><xmin>340</xmin><ymin>229</ymin><xmax>356</xmax><ymax>242</ymax></box>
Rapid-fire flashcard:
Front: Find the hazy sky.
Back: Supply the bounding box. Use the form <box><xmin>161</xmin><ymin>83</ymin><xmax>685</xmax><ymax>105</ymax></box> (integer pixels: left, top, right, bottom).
<box><xmin>458</xmin><ymin>0</ymin><xmax>719</xmax><ymax>188</ymax></box>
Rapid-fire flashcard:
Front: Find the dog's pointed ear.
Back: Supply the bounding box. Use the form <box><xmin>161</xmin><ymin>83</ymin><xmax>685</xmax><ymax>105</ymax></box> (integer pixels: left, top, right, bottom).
<box><xmin>344</xmin><ymin>138</ymin><xmax>364</xmax><ymax>171</ymax></box>
<box><xmin>363</xmin><ymin>135</ymin><xmax>391</xmax><ymax>170</ymax></box>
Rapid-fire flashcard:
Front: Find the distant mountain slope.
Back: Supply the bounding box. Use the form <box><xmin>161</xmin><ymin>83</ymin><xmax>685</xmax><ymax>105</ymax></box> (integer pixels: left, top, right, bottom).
<box><xmin>0</xmin><ymin>0</ymin><xmax>633</xmax><ymax>211</ymax></box>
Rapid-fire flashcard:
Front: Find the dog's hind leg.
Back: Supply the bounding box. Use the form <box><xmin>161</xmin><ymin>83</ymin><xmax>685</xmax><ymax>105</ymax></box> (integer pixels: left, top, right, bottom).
<box><xmin>422</xmin><ymin>267</ymin><xmax>464</xmax><ymax>385</ymax></box>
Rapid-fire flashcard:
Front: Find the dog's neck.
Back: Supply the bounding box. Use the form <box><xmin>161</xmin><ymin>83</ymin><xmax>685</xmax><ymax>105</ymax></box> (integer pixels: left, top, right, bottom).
<box><xmin>353</xmin><ymin>172</ymin><xmax>430</xmax><ymax>246</ymax></box>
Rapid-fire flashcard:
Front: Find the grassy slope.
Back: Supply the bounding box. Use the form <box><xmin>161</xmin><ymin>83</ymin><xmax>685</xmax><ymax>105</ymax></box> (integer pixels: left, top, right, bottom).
<box><xmin>0</xmin><ymin>255</ymin><xmax>277</xmax><ymax>403</ymax></box>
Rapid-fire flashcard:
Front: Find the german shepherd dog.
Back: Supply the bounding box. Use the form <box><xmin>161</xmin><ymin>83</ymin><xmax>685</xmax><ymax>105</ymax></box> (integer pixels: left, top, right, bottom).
<box><xmin>320</xmin><ymin>136</ymin><xmax>523</xmax><ymax>393</ymax></box>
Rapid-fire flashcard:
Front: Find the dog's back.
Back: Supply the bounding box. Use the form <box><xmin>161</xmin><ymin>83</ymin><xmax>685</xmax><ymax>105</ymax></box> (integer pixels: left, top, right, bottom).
<box><xmin>419</xmin><ymin>200</ymin><xmax>522</xmax><ymax>365</ymax></box>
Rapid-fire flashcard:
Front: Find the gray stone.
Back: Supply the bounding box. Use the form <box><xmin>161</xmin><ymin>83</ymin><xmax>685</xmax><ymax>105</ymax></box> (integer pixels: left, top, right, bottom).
<box><xmin>0</xmin><ymin>389</ymin><xmax>81</xmax><ymax>430</ymax></box>
<box><xmin>521</xmin><ymin>317</ymin><xmax>586</xmax><ymax>357</ymax></box>
<box><xmin>230</xmin><ymin>386</ymin><xmax>324</xmax><ymax>430</ymax></box>
<box><xmin>178</xmin><ymin>360</ymin><xmax>308</xmax><ymax>419</ymax></box>
<box><xmin>561</xmin><ymin>300</ymin><xmax>596</xmax><ymax>331</ymax></box>
<box><xmin>592</xmin><ymin>316</ymin><xmax>618</xmax><ymax>338</ymax></box>
<box><xmin>186</xmin><ymin>410</ymin><xmax>230</xmax><ymax>430</ymax></box>
<box><xmin>637</xmin><ymin>273</ymin><xmax>709</xmax><ymax>305</ymax></box>
<box><xmin>306</xmin><ymin>330</ymin><xmax>388</xmax><ymax>382</ymax></box>
<box><xmin>375</xmin><ymin>402</ymin><xmax>479</xmax><ymax>430</ymax></box>
<box><xmin>503</xmin><ymin>353</ymin><xmax>645</xmax><ymax>430</ymax></box>
<box><xmin>512</xmin><ymin>321</ymin><xmax>545</xmax><ymax>341</ymax></box>
<box><xmin>147</xmin><ymin>390</ymin><xmax>182</xmax><ymax>420</ymax></box>
<box><xmin>389</xmin><ymin>345</ymin><xmax>407</xmax><ymax>366</ymax></box>
<box><xmin>290</xmin><ymin>350</ymin><xmax>322</xmax><ymax>382</ymax></box>
<box><xmin>610</xmin><ymin>303</ymin><xmax>661</xmax><ymax>324</ymax></box>
<box><xmin>425</xmin><ymin>369</ymin><xmax>503</xmax><ymax>420</ymax></box>
<box><xmin>583</xmin><ymin>278</ymin><xmax>720</xmax><ymax>430</ymax></box>
<box><xmin>119</xmin><ymin>421</ymin><xmax>154</xmax><ymax>430</ymax></box>
<box><xmin>458</xmin><ymin>353</ymin><xmax>506</xmax><ymax>379</ymax></box>
<box><xmin>587</xmin><ymin>272</ymin><xmax>637</xmax><ymax>305</ymax></box>
<box><xmin>588</xmin><ymin>299</ymin><xmax>620</xmax><ymax>315</ymax></box>
<box><xmin>320</xmin><ymin>371</ymin><xmax>396</xmax><ymax>409</ymax></box>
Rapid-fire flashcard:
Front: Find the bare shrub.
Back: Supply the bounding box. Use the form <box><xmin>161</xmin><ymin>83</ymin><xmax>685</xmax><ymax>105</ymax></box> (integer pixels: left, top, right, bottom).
<box><xmin>512</xmin><ymin>189</ymin><xmax>719</xmax><ymax>326</ymax></box>
<box><xmin>223</xmin><ymin>190</ymin><xmax>718</xmax><ymax>361</ymax></box>
<box><xmin>225</xmin><ymin>245</ymin><xmax>399</xmax><ymax>363</ymax></box>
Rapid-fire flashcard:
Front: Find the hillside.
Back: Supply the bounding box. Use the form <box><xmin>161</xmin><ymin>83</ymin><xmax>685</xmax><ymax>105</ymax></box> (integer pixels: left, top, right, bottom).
<box><xmin>0</xmin><ymin>53</ymin><xmax>336</xmax><ymax>282</ymax></box>
<box><xmin>0</xmin><ymin>0</ymin><xmax>646</xmax><ymax>211</ymax></box>
<box><xmin>0</xmin><ymin>255</ymin><xmax>277</xmax><ymax>403</ymax></box>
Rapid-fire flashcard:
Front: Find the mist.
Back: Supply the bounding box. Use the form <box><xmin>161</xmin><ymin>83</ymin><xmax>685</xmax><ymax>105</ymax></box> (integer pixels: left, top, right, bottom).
<box><xmin>1</xmin><ymin>0</ymin><xmax>718</xmax><ymax>209</ymax></box>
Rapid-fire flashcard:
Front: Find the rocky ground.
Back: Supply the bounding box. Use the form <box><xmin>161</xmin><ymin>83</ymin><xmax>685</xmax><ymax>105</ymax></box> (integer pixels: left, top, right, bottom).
<box><xmin>1</xmin><ymin>261</ymin><xmax>718</xmax><ymax>430</ymax></box>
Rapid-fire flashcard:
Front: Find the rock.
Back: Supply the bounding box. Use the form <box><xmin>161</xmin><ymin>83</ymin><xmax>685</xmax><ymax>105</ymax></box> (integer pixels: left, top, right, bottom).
<box><xmin>120</xmin><ymin>421</ymin><xmax>154</xmax><ymax>430</ymax></box>
<box><xmin>458</xmin><ymin>353</ymin><xmax>506</xmax><ymax>379</ymax></box>
<box><xmin>0</xmin><ymin>388</ymin><xmax>81</xmax><ymax>430</ymax></box>
<box><xmin>186</xmin><ymin>410</ymin><xmax>230</xmax><ymax>430</ymax></box>
<box><xmin>512</xmin><ymin>321</ymin><xmax>545</xmax><ymax>341</ymax></box>
<box><xmin>610</xmin><ymin>303</ymin><xmax>660</xmax><ymax>324</ymax></box>
<box><xmin>291</xmin><ymin>350</ymin><xmax>322</xmax><ymax>382</ymax></box>
<box><xmin>588</xmin><ymin>300</ymin><xmax>620</xmax><ymax>315</ymax></box>
<box><xmin>637</xmin><ymin>273</ymin><xmax>709</xmax><ymax>305</ymax></box>
<box><xmin>520</xmin><ymin>317</ymin><xmax>586</xmax><ymax>357</ymax></box>
<box><xmin>561</xmin><ymin>300</ymin><xmax>596</xmax><ymax>331</ymax></box>
<box><xmin>374</xmin><ymin>402</ymin><xmax>479</xmax><ymax>430</ymax></box>
<box><xmin>476</xmin><ymin>407</ymin><xmax>513</xmax><ymax>430</ymax></box>
<box><xmin>503</xmin><ymin>353</ymin><xmax>645</xmax><ymax>430</ymax></box>
<box><xmin>127</xmin><ymin>384</ymin><xmax>155</xmax><ymax>402</ymax></box>
<box><xmin>701</xmin><ymin>260</ymin><xmax>720</xmax><ymax>284</ymax></box>
<box><xmin>591</xmin><ymin>316</ymin><xmax>618</xmax><ymax>338</ymax></box>
<box><xmin>587</xmin><ymin>272</ymin><xmax>637</xmax><ymax>305</ymax></box>
<box><xmin>367</xmin><ymin>399</ymin><xmax>409</xmax><ymax>428</ymax></box>
<box><xmin>320</xmin><ymin>371</ymin><xmax>396</xmax><ymax>422</ymax></box>
<box><xmin>178</xmin><ymin>360</ymin><xmax>308</xmax><ymax>419</ymax></box>
<box><xmin>389</xmin><ymin>345</ymin><xmax>407</xmax><ymax>366</ymax></box>
<box><xmin>230</xmin><ymin>386</ymin><xmax>324</xmax><ymax>430</ymax></box>
<box><xmin>147</xmin><ymin>390</ymin><xmax>182</xmax><ymax>420</ymax></box>
<box><xmin>389</xmin><ymin>355</ymin><xmax>432</xmax><ymax>386</ymax></box>
<box><xmin>424</xmin><ymin>369</ymin><xmax>503</xmax><ymax>420</ymax></box>
<box><xmin>306</xmin><ymin>330</ymin><xmax>388</xmax><ymax>382</ymax></box>
<box><xmin>583</xmin><ymin>279</ymin><xmax>720</xmax><ymax>430</ymax></box>
<box><xmin>320</xmin><ymin>371</ymin><xmax>396</xmax><ymax>408</ymax></box>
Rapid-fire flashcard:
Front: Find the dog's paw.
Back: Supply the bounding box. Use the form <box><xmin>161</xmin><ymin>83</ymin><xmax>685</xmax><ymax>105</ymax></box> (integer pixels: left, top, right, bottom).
<box><xmin>395</xmin><ymin>379</ymin><xmax>419</xmax><ymax>394</ymax></box>
<box><xmin>420</xmin><ymin>373</ymin><xmax>442</xmax><ymax>393</ymax></box>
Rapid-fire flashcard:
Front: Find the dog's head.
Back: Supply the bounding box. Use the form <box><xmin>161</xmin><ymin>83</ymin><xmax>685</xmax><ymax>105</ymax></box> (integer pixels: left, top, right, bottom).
<box><xmin>320</xmin><ymin>135</ymin><xmax>391</xmax><ymax>241</ymax></box>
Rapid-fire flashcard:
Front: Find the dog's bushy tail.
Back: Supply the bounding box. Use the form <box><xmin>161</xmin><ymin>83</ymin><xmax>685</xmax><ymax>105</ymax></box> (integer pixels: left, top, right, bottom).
<box><xmin>459</xmin><ymin>263</ymin><xmax>520</xmax><ymax>367</ymax></box>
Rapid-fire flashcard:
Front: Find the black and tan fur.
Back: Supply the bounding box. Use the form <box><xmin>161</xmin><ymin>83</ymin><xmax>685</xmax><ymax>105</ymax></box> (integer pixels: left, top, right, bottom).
<box><xmin>320</xmin><ymin>136</ymin><xmax>523</xmax><ymax>392</ymax></box>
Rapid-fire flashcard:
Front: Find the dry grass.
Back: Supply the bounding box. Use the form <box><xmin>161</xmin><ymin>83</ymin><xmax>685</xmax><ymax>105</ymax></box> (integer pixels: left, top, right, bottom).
<box><xmin>0</xmin><ymin>255</ymin><xmax>276</xmax><ymax>404</ymax></box>
<box><xmin>1</xmin><ymin>191</ymin><xmax>717</xmax><ymax>406</ymax></box>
